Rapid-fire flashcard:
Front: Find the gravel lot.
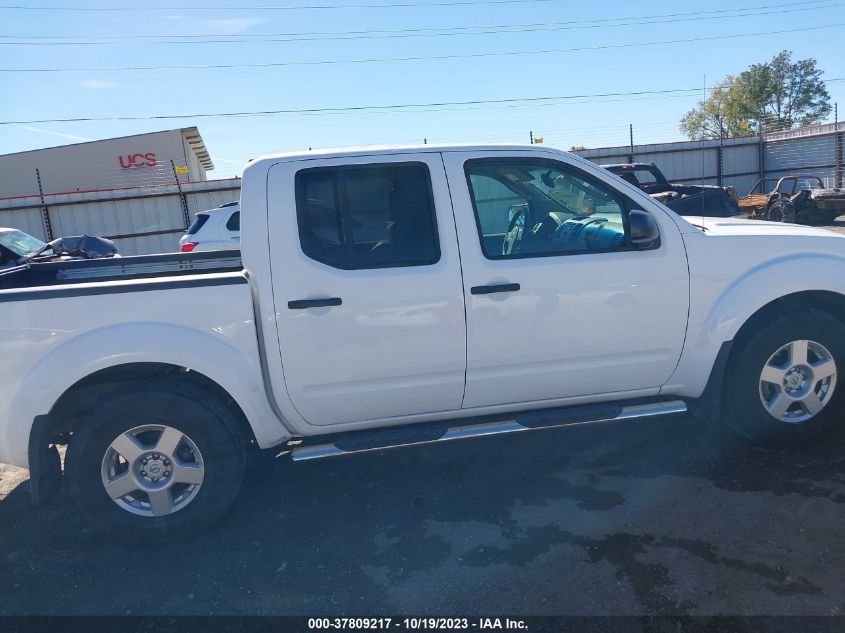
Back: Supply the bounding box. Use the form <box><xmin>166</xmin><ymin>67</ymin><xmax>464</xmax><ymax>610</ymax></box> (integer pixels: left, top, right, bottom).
<box><xmin>1</xmin><ymin>217</ymin><xmax>844</xmax><ymax>616</ymax></box>
<box><xmin>2</xmin><ymin>412</ymin><xmax>845</xmax><ymax>616</ymax></box>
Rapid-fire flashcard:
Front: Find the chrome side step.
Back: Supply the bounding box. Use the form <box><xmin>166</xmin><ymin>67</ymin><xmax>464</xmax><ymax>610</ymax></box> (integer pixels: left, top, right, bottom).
<box><xmin>291</xmin><ymin>400</ymin><xmax>687</xmax><ymax>462</ymax></box>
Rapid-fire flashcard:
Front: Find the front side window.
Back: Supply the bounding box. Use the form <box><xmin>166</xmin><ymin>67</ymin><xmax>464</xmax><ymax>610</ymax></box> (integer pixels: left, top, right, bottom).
<box><xmin>296</xmin><ymin>163</ymin><xmax>439</xmax><ymax>269</ymax></box>
<box><xmin>466</xmin><ymin>160</ymin><xmax>631</xmax><ymax>259</ymax></box>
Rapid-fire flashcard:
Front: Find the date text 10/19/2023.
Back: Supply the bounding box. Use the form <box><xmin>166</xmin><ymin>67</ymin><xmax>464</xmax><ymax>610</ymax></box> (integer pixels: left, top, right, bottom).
<box><xmin>307</xmin><ymin>618</ymin><xmax>529</xmax><ymax>630</ymax></box>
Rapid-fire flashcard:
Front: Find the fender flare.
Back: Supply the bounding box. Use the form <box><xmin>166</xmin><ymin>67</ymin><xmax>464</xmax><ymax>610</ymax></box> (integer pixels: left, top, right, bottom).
<box><xmin>8</xmin><ymin>322</ymin><xmax>290</xmax><ymax>470</ymax></box>
<box><xmin>672</xmin><ymin>251</ymin><xmax>845</xmax><ymax>399</ymax></box>
<box><xmin>698</xmin><ymin>252</ymin><xmax>845</xmax><ymax>346</ymax></box>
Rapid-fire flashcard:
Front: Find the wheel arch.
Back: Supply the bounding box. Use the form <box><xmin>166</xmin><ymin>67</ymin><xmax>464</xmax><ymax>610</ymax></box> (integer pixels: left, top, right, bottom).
<box><xmin>27</xmin><ymin>362</ymin><xmax>263</xmax><ymax>505</ymax></box>
<box><xmin>46</xmin><ymin>362</ymin><xmax>258</xmax><ymax>446</ymax></box>
<box><xmin>8</xmin><ymin>321</ymin><xmax>291</xmax><ymax>477</ymax></box>
<box><xmin>731</xmin><ymin>290</ymin><xmax>845</xmax><ymax>349</ymax></box>
<box><xmin>691</xmin><ymin>289</ymin><xmax>845</xmax><ymax>422</ymax></box>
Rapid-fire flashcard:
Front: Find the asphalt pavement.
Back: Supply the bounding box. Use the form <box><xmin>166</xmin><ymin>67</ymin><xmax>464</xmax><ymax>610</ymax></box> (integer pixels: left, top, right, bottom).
<box><xmin>1</xmin><ymin>412</ymin><xmax>844</xmax><ymax>616</ymax></box>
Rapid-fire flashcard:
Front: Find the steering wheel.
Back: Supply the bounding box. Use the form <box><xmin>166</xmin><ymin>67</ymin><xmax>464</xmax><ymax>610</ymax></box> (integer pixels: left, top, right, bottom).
<box><xmin>553</xmin><ymin>216</ymin><xmax>608</xmax><ymax>247</ymax></box>
<box><xmin>502</xmin><ymin>207</ymin><xmax>527</xmax><ymax>255</ymax></box>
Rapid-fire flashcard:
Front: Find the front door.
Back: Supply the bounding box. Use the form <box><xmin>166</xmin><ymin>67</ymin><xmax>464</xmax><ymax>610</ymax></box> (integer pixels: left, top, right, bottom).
<box><xmin>442</xmin><ymin>150</ymin><xmax>690</xmax><ymax>409</ymax></box>
<box><xmin>266</xmin><ymin>153</ymin><xmax>466</xmax><ymax>426</ymax></box>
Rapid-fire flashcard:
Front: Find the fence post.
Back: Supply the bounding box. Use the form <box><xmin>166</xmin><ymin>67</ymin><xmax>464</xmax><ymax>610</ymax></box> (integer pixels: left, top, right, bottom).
<box><xmin>171</xmin><ymin>159</ymin><xmax>191</xmax><ymax>229</ymax></box>
<box><xmin>835</xmin><ymin>107</ymin><xmax>843</xmax><ymax>189</ymax></box>
<box><xmin>717</xmin><ymin>139</ymin><xmax>724</xmax><ymax>187</ymax></box>
<box><xmin>35</xmin><ymin>168</ymin><xmax>54</xmax><ymax>241</ymax></box>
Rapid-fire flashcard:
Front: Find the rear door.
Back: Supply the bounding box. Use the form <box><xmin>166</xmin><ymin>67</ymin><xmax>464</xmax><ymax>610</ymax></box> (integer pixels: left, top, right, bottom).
<box><xmin>266</xmin><ymin>153</ymin><xmax>466</xmax><ymax>426</ymax></box>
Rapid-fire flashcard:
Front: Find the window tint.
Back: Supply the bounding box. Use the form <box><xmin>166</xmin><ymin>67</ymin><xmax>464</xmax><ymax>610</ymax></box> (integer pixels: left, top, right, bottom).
<box><xmin>466</xmin><ymin>160</ymin><xmax>631</xmax><ymax>259</ymax></box>
<box><xmin>226</xmin><ymin>211</ymin><xmax>240</xmax><ymax>231</ymax></box>
<box><xmin>186</xmin><ymin>213</ymin><xmax>209</xmax><ymax>235</ymax></box>
<box><xmin>296</xmin><ymin>163</ymin><xmax>439</xmax><ymax>269</ymax></box>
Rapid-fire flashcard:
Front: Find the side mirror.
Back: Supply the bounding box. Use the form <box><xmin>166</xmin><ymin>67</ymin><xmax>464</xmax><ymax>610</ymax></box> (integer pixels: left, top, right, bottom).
<box><xmin>628</xmin><ymin>209</ymin><xmax>660</xmax><ymax>250</ymax></box>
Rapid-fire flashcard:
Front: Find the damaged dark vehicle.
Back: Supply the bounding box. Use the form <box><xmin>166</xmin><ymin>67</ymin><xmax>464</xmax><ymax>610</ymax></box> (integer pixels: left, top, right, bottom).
<box><xmin>604</xmin><ymin>163</ymin><xmax>741</xmax><ymax>217</ymax></box>
<box><xmin>0</xmin><ymin>227</ymin><xmax>119</xmax><ymax>272</ymax></box>
<box><xmin>739</xmin><ymin>176</ymin><xmax>845</xmax><ymax>224</ymax></box>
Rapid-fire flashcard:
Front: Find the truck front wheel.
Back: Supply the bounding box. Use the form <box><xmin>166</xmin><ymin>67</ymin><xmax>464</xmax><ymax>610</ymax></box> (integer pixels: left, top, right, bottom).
<box><xmin>65</xmin><ymin>381</ymin><xmax>245</xmax><ymax>541</ymax></box>
<box><xmin>725</xmin><ymin>309</ymin><xmax>844</xmax><ymax>447</ymax></box>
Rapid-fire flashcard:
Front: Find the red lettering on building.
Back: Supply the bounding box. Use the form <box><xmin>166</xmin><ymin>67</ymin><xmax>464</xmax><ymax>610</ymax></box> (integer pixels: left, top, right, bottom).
<box><xmin>118</xmin><ymin>153</ymin><xmax>159</xmax><ymax>169</ymax></box>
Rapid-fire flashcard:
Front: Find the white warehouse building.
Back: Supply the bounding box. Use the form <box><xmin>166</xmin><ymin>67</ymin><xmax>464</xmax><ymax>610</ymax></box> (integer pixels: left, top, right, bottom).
<box><xmin>0</xmin><ymin>127</ymin><xmax>215</xmax><ymax>198</ymax></box>
<box><xmin>0</xmin><ymin>127</ymin><xmax>241</xmax><ymax>256</ymax></box>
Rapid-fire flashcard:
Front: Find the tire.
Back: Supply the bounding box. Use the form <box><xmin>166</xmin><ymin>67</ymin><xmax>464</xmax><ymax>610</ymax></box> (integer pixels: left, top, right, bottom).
<box><xmin>65</xmin><ymin>381</ymin><xmax>245</xmax><ymax>542</ymax></box>
<box><xmin>724</xmin><ymin>309</ymin><xmax>845</xmax><ymax>448</ymax></box>
<box><xmin>766</xmin><ymin>199</ymin><xmax>796</xmax><ymax>223</ymax></box>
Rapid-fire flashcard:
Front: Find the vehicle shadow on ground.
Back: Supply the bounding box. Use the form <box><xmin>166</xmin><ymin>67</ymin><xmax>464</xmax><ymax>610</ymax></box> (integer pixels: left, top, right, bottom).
<box><xmin>1</xmin><ymin>416</ymin><xmax>845</xmax><ymax>615</ymax></box>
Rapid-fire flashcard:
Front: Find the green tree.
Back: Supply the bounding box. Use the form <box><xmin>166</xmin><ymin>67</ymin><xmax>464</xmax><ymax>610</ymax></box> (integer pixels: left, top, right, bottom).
<box><xmin>680</xmin><ymin>51</ymin><xmax>831</xmax><ymax>139</ymax></box>
<box><xmin>736</xmin><ymin>51</ymin><xmax>832</xmax><ymax>131</ymax></box>
<box><xmin>680</xmin><ymin>76</ymin><xmax>752</xmax><ymax>140</ymax></box>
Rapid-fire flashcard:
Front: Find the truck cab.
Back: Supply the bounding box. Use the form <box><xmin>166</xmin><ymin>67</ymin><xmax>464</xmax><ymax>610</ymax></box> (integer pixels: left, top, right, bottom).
<box><xmin>243</xmin><ymin>147</ymin><xmax>689</xmax><ymax>431</ymax></box>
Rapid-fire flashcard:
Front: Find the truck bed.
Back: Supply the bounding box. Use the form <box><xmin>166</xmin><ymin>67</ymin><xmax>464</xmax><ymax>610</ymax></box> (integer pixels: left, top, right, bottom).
<box><xmin>0</xmin><ymin>249</ymin><xmax>243</xmax><ymax>291</ymax></box>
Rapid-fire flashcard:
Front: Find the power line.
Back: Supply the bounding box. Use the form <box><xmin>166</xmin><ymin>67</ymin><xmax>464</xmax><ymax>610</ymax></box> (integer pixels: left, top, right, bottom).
<box><xmin>2</xmin><ymin>0</ymin><xmax>823</xmax><ymax>38</ymax></box>
<box><xmin>2</xmin><ymin>23</ymin><xmax>842</xmax><ymax>72</ymax></box>
<box><xmin>1</xmin><ymin>0</ymin><xmax>834</xmax><ymax>44</ymax></box>
<box><xmin>0</xmin><ymin>88</ymin><xmax>713</xmax><ymax>125</ymax></box>
<box><xmin>1</xmin><ymin>0</ymin><xmax>566</xmax><ymax>11</ymax></box>
<box><xmin>3</xmin><ymin>81</ymin><xmax>843</xmax><ymax>125</ymax></box>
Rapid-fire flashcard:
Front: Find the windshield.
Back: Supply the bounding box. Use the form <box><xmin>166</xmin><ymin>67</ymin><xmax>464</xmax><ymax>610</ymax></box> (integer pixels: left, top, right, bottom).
<box><xmin>0</xmin><ymin>229</ymin><xmax>47</xmax><ymax>258</ymax></box>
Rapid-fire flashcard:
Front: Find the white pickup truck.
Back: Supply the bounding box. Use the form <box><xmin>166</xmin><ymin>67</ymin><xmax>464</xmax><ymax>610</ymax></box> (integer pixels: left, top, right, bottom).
<box><xmin>2</xmin><ymin>145</ymin><xmax>844</xmax><ymax>540</ymax></box>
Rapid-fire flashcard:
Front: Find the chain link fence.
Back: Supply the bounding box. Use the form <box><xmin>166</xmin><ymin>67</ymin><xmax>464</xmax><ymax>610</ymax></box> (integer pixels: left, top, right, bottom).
<box><xmin>0</xmin><ymin>160</ymin><xmax>240</xmax><ymax>256</ymax></box>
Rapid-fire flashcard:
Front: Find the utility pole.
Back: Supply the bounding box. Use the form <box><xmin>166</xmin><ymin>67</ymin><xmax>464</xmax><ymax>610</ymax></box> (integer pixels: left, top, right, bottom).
<box><xmin>529</xmin><ymin>130</ymin><xmax>534</xmax><ymax>145</ymax></box>
<box><xmin>628</xmin><ymin>124</ymin><xmax>634</xmax><ymax>162</ymax></box>
<box><xmin>835</xmin><ymin>102</ymin><xmax>842</xmax><ymax>188</ymax></box>
<box><xmin>35</xmin><ymin>168</ymin><xmax>53</xmax><ymax>241</ymax></box>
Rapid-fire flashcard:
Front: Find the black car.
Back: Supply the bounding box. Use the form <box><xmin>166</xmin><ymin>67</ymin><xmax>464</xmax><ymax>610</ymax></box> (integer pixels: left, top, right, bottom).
<box><xmin>0</xmin><ymin>227</ymin><xmax>119</xmax><ymax>271</ymax></box>
<box><xmin>604</xmin><ymin>163</ymin><xmax>741</xmax><ymax>217</ymax></box>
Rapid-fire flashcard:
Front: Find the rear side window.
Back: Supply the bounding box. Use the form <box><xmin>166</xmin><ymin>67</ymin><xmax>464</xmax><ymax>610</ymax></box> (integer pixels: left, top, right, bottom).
<box><xmin>187</xmin><ymin>213</ymin><xmax>209</xmax><ymax>235</ymax></box>
<box><xmin>226</xmin><ymin>211</ymin><xmax>240</xmax><ymax>231</ymax></box>
<box><xmin>295</xmin><ymin>163</ymin><xmax>439</xmax><ymax>269</ymax></box>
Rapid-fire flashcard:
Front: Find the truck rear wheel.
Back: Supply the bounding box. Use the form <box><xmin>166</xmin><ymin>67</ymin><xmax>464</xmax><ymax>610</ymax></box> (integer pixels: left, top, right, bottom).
<box><xmin>65</xmin><ymin>381</ymin><xmax>245</xmax><ymax>541</ymax></box>
<box><xmin>725</xmin><ymin>309</ymin><xmax>844</xmax><ymax>447</ymax></box>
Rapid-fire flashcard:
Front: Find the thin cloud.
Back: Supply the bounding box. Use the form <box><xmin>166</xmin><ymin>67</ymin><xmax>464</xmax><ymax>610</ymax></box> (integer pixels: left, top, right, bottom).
<box><xmin>15</xmin><ymin>125</ymin><xmax>94</xmax><ymax>142</ymax></box>
<box><xmin>82</xmin><ymin>79</ymin><xmax>122</xmax><ymax>89</ymax></box>
<box><xmin>201</xmin><ymin>18</ymin><xmax>266</xmax><ymax>35</ymax></box>
<box><xmin>210</xmin><ymin>156</ymin><xmax>244</xmax><ymax>165</ymax></box>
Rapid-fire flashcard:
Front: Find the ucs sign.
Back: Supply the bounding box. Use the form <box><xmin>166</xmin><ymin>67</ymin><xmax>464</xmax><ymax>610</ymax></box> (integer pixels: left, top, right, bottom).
<box><xmin>119</xmin><ymin>153</ymin><xmax>158</xmax><ymax>169</ymax></box>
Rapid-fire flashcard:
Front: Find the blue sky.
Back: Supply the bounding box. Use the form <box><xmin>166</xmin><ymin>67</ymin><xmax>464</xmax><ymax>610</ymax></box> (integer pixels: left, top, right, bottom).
<box><xmin>1</xmin><ymin>0</ymin><xmax>844</xmax><ymax>179</ymax></box>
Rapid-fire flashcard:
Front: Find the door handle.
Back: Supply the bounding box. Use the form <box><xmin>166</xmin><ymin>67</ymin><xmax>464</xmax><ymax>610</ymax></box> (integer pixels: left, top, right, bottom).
<box><xmin>288</xmin><ymin>297</ymin><xmax>342</xmax><ymax>309</ymax></box>
<box><xmin>470</xmin><ymin>283</ymin><xmax>520</xmax><ymax>295</ymax></box>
